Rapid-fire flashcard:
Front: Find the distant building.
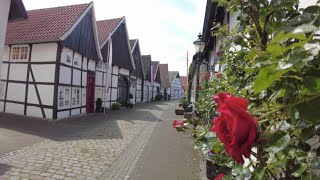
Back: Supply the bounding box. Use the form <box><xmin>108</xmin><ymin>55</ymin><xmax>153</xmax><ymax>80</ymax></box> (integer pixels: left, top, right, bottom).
<box><xmin>180</xmin><ymin>76</ymin><xmax>187</xmax><ymax>95</ymax></box>
<box><xmin>129</xmin><ymin>39</ymin><xmax>145</xmax><ymax>104</ymax></box>
<box><xmin>151</xmin><ymin>61</ymin><xmax>161</xmax><ymax>100</ymax></box>
<box><xmin>168</xmin><ymin>71</ymin><xmax>184</xmax><ymax>100</ymax></box>
<box><xmin>159</xmin><ymin>64</ymin><xmax>170</xmax><ymax>99</ymax></box>
<box><xmin>141</xmin><ymin>55</ymin><xmax>152</xmax><ymax>102</ymax></box>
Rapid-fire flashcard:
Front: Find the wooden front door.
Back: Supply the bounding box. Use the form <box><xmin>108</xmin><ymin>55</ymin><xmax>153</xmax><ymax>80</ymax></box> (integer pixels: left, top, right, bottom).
<box><xmin>118</xmin><ymin>76</ymin><xmax>128</xmax><ymax>106</ymax></box>
<box><xmin>87</xmin><ymin>74</ymin><xmax>95</xmax><ymax>113</ymax></box>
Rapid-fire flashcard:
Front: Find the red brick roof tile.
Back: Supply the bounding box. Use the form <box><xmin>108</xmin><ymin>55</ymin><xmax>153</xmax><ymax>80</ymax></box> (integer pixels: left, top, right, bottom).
<box><xmin>159</xmin><ymin>64</ymin><xmax>170</xmax><ymax>88</ymax></box>
<box><xmin>96</xmin><ymin>18</ymin><xmax>123</xmax><ymax>46</ymax></box>
<box><xmin>6</xmin><ymin>3</ymin><xmax>90</xmax><ymax>44</ymax></box>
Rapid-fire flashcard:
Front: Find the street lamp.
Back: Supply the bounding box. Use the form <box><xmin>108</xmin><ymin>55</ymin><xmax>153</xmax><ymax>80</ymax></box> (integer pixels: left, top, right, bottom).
<box><xmin>193</xmin><ymin>34</ymin><xmax>205</xmax><ymax>101</ymax></box>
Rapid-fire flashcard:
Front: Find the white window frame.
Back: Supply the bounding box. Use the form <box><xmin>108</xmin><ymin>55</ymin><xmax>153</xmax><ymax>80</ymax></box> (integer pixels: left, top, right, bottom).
<box><xmin>72</xmin><ymin>87</ymin><xmax>81</xmax><ymax>107</ymax></box>
<box><xmin>58</xmin><ymin>86</ymin><xmax>71</xmax><ymax>109</ymax></box>
<box><xmin>73</xmin><ymin>54</ymin><xmax>80</xmax><ymax>67</ymax></box>
<box><xmin>10</xmin><ymin>45</ymin><xmax>29</xmax><ymax>61</ymax></box>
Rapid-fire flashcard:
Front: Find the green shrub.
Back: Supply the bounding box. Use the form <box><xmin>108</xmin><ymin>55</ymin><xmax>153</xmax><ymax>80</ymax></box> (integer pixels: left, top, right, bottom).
<box><xmin>111</xmin><ymin>102</ymin><xmax>121</xmax><ymax>110</ymax></box>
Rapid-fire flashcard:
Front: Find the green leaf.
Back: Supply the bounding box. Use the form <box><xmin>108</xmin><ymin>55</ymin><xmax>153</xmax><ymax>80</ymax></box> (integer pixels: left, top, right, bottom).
<box><xmin>292</xmin><ymin>163</ymin><xmax>308</xmax><ymax>177</ymax></box>
<box><xmin>265</xmin><ymin>130</ymin><xmax>291</xmax><ymax>153</ymax></box>
<box><xmin>293</xmin><ymin>24</ymin><xmax>317</xmax><ymax>34</ymax></box>
<box><xmin>253</xmin><ymin>65</ymin><xmax>286</xmax><ymax>94</ymax></box>
<box><xmin>289</xmin><ymin>13</ymin><xmax>313</xmax><ymax>26</ymax></box>
<box><xmin>303</xmin><ymin>6</ymin><xmax>320</xmax><ymax>14</ymax></box>
<box><xmin>301</xmin><ymin>76</ymin><xmax>320</xmax><ymax>95</ymax></box>
<box><xmin>252</xmin><ymin>167</ymin><xmax>267</xmax><ymax>180</ymax></box>
<box><xmin>297</xmin><ymin>97</ymin><xmax>320</xmax><ymax>124</ymax></box>
<box><xmin>301</xmin><ymin>127</ymin><xmax>315</xmax><ymax>141</ymax></box>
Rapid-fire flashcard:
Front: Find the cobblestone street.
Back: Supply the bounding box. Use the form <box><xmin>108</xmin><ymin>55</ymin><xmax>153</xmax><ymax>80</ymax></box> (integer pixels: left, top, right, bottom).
<box><xmin>0</xmin><ymin>101</ymin><xmax>202</xmax><ymax>180</ymax></box>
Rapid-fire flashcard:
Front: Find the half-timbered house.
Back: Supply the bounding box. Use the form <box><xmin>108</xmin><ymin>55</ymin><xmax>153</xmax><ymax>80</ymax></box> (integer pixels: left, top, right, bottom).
<box><xmin>0</xmin><ymin>0</ymin><xmax>27</xmax><ymax>76</ymax></box>
<box><xmin>169</xmin><ymin>71</ymin><xmax>184</xmax><ymax>100</ymax></box>
<box><xmin>151</xmin><ymin>61</ymin><xmax>161</xmax><ymax>100</ymax></box>
<box><xmin>0</xmin><ymin>3</ymin><xmax>102</xmax><ymax>119</ymax></box>
<box><xmin>97</xmin><ymin>17</ymin><xmax>135</xmax><ymax>107</ymax></box>
<box><xmin>129</xmin><ymin>39</ymin><xmax>145</xmax><ymax>104</ymax></box>
<box><xmin>141</xmin><ymin>55</ymin><xmax>152</xmax><ymax>102</ymax></box>
<box><xmin>159</xmin><ymin>64</ymin><xmax>170</xmax><ymax>99</ymax></box>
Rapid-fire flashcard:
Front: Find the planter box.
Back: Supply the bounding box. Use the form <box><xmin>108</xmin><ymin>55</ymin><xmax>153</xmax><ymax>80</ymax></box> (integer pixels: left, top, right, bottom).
<box><xmin>175</xmin><ymin>109</ymin><xmax>184</xmax><ymax>115</ymax></box>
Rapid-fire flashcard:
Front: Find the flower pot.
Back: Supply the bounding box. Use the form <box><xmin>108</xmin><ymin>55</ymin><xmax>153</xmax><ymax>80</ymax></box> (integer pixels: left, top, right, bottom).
<box><xmin>175</xmin><ymin>109</ymin><xmax>184</xmax><ymax>115</ymax></box>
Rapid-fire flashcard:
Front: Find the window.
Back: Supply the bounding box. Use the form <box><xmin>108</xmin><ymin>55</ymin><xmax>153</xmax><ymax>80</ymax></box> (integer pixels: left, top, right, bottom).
<box><xmin>72</xmin><ymin>88</ymin><xmax>76</xmax><ymax>105</ymax></box>
<box><xmin>59</xmin><ymin>89</ymin><xmax>64</xmax><ymax>107</ymax></box>
<box><xmin>65</xmin><ymin>89</ymin><xmax>70</xmax><ymax>106</ymax></box>
<box><xmin>66</xmin><ymin>51</ymin><xmax>72</xmax><ymax>64</ymax></box>
<box><xmin>96</xmin><ymin>61</ymin><xmax>103</xmax><ymax>69</ymax></box>
<box><xmin>11</xmin><ymin>46</ymin><xmax>29</xmax><ymax>60</ymax></box>
<box><xmin>72</xmin><ymin>88</ymin><xmax>81</xmax><ymax>106</ymax></box>
<box><xmin>76</xmin><ymin>89</ymin><xmax>80</xmax><ymax>105</ymax></box>
<box><xmin>73</xmin><ymin>55</ymin><xmax>80</xmax><ymax>66</ymax></box>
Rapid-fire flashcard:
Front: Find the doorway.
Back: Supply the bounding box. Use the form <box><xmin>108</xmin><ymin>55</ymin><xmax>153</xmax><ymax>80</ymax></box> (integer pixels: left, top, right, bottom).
<box><xmin>118</xmin><ymin>76</ymin><xmax>128</xmax><ymax>106</ymax></box>
<box><xmin>86</xmin><ymin>74</ymin><xmax>95</xmax><ymax>113</ymax></box>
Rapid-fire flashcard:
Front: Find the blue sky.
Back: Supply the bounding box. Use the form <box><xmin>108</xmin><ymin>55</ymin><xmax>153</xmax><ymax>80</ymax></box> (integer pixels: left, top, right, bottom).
<box><xmin>22</xmin><ymin>0</ymin><xmax>206</xmax><ymax>76</ymax></box>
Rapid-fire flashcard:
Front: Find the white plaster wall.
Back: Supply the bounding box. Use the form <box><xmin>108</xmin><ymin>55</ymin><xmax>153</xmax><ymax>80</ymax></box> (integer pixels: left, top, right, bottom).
<box><xmin>9</xmin><ymin>64</ymin><xmax>27</xmax><ymax>81</ymax></box>
<box><xmin>111</xmin><ymin>88</ymin><xmax>118</xmax><ymax>101</ymax></box>
<box><xmin>112</xmin><ymin>75</ymin><xmax>118</xmax><ymax>87</ymax></box>
<box><xmin>82</xmin><ymin>71</ymin><xmax>87</xmax><ymax>86</ymax></box>
<box><xmin>31</xmin><ymin>43</ymin><xmax>57</xmax><ymax>62</ymax></box>
<box><xmin>59</xmin><ymin>66</ymin><xmax>71</xmax><ymax>84</ymax></box>
<box><xmin>2</xmin><ymin>45</ymin><xmax>10</xmax><ymax>62</ymax></box>
<box><xmin>71</xmin><ymin>109</ymin><xmax>80</xmax><ymax>116</ymax></box>
<box><xmin>0</xmin><ymin>63</ymin><xmax>8</xmax><ymax>80</ymax></box>
<box><xmin>95</xmin><ymin>71</ymin><xmax>103</xmax><ymax>86</ymax></box>
<box><xmin>88</xmin><ymin>60</ymin><xmax>95</xmax><ymax>71</ymax></box>
<box><xmin>119</xmin><ymin>68</ymin><xmax>129</xmax><ymax>76</ymax></box>
<box><xmin>112</xmin><ymin>66</ymin><xmax>119</xmax><ymax>74</ymax></box>
<box><xmin>0</xmin><ymin>0</ymin><xmax>10</xmax><ymax>73</ymax></box>
<box><xmin>7</xmin><ymin>83</ymin><xmax>25</xmax><ymax>102</ymax></box>
<box><xmin>6</xmin><ymin>102</ymin><xmax>24</xmax><ymax>115</ymax></box>
<box><xmin>81</xmin><ymin>108</ymin><xmax>86</xmax><ymax>113</ymax></box>
<box><xmin>32</xmin><ymin>64</ymin><xmax>55</xmax><ymax>83</ymax></box>
<box><xmin>0</xmin><ymin>101</ymin><xmax>4</xmax><ymax>112</ymax></box>
<box><xmin>27</xmin><ymin>84</ymin><xmax>54</xmax><ymax>106</ymax></box>
<box><xmin>73</xmin><ymin>69</ymin><xmax>81</xmax><ymax>86</ymax></box>
<box><xmin>57</xmin><ymin>110</ymin><xmax>70</xmax><ymax>119</ymax></box>
<box><xmin>26</xmin><ymin>106</ymin><xmax>42</xmax><ymax>118</ymax></box>
<box><xmin>82</xmin><ymin>58</ymin><xmax>88</xmax><ymax>70</ymax></box>
<box><xmin>45</xmin><ymin>109</ymin><xmax>53</xmax><ymax>119</ymax></box>
<box><xmin>82</xmin><ymin>88</ymin><xmax>86</xmax><ymax>106</ymax></box>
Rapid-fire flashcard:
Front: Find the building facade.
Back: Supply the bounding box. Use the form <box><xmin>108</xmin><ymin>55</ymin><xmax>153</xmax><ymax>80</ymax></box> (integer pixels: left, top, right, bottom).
<box><xmin>0</xmin><ymin>3</ymin><xmax>102</xmax><ymax>119</ymax></box>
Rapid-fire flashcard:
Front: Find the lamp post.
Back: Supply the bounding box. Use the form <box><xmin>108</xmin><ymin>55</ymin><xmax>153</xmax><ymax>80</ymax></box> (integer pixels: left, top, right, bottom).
<box><xmin>193</xmin><ymin>34</ymin><xmax>205</xmax><ymax>101</ymax></box>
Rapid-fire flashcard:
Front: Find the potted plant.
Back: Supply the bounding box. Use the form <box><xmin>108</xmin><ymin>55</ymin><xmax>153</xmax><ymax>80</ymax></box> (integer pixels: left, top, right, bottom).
<box><xmin>175</xmin><ymin>107</ymin><xmax>184</xmax><ymax>115</ymax></box>
<box><xmin>111</xmin><ymin>102</ymin><xmax>121</xmax><ymax>110</ymax></box>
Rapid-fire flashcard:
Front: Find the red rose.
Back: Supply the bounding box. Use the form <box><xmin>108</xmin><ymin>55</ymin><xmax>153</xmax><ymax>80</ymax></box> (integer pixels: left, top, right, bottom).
<box><xmin>172</xmin><ymin>120</ymin><xmax>184</xmax><ymax>128</ymax></box>
<box><xmin>214</xmin><ymin>173</ymin><xmax>224</xmax><ymax>180</ymax></box>
<box><xmin>211</xmin><ymin>93</ymin><xmax>257</xmax><ymax>164</ymax></box>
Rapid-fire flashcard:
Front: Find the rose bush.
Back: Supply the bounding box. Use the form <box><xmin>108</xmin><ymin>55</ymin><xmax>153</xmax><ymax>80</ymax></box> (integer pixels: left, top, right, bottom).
<box><xmin>177</xmin><ymin>0</ymin><xmax>320</xmax><ymax>179</ymax></box>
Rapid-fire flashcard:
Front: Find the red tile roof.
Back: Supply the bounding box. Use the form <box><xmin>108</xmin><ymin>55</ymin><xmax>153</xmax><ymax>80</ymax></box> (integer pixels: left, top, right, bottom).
<box><xmin>6</xmin><ymin>3</ymin><xmax>90</xmax><ymax>45</ymax></box>
<box><xmin>159</xmin><ymin>64</ymin><xmax>170</xmax><ymax>88</ymax></box>
<box><xmin>180</xmin><ymin>76</ymin><xmax>188</xmax><ymax>88</ymax></box>
<box><xmin>96</xmin><ymin>18</ymin><xmax>123</xmax><ymax>46</ymax></box>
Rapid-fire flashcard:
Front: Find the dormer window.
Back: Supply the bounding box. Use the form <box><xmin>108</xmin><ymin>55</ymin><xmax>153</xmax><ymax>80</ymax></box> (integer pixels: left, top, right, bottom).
<box><xmin>11</xmin><ymin>46</ymin><xmax>29</xmax><ymax>60</ymax></box>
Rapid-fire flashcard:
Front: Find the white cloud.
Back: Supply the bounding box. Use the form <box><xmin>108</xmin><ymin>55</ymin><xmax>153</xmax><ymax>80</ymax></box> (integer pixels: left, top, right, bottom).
<box><xmin>23</xmin><ymin>0</ymin><xmax>206</xmax><ymax>75</ymax></box>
